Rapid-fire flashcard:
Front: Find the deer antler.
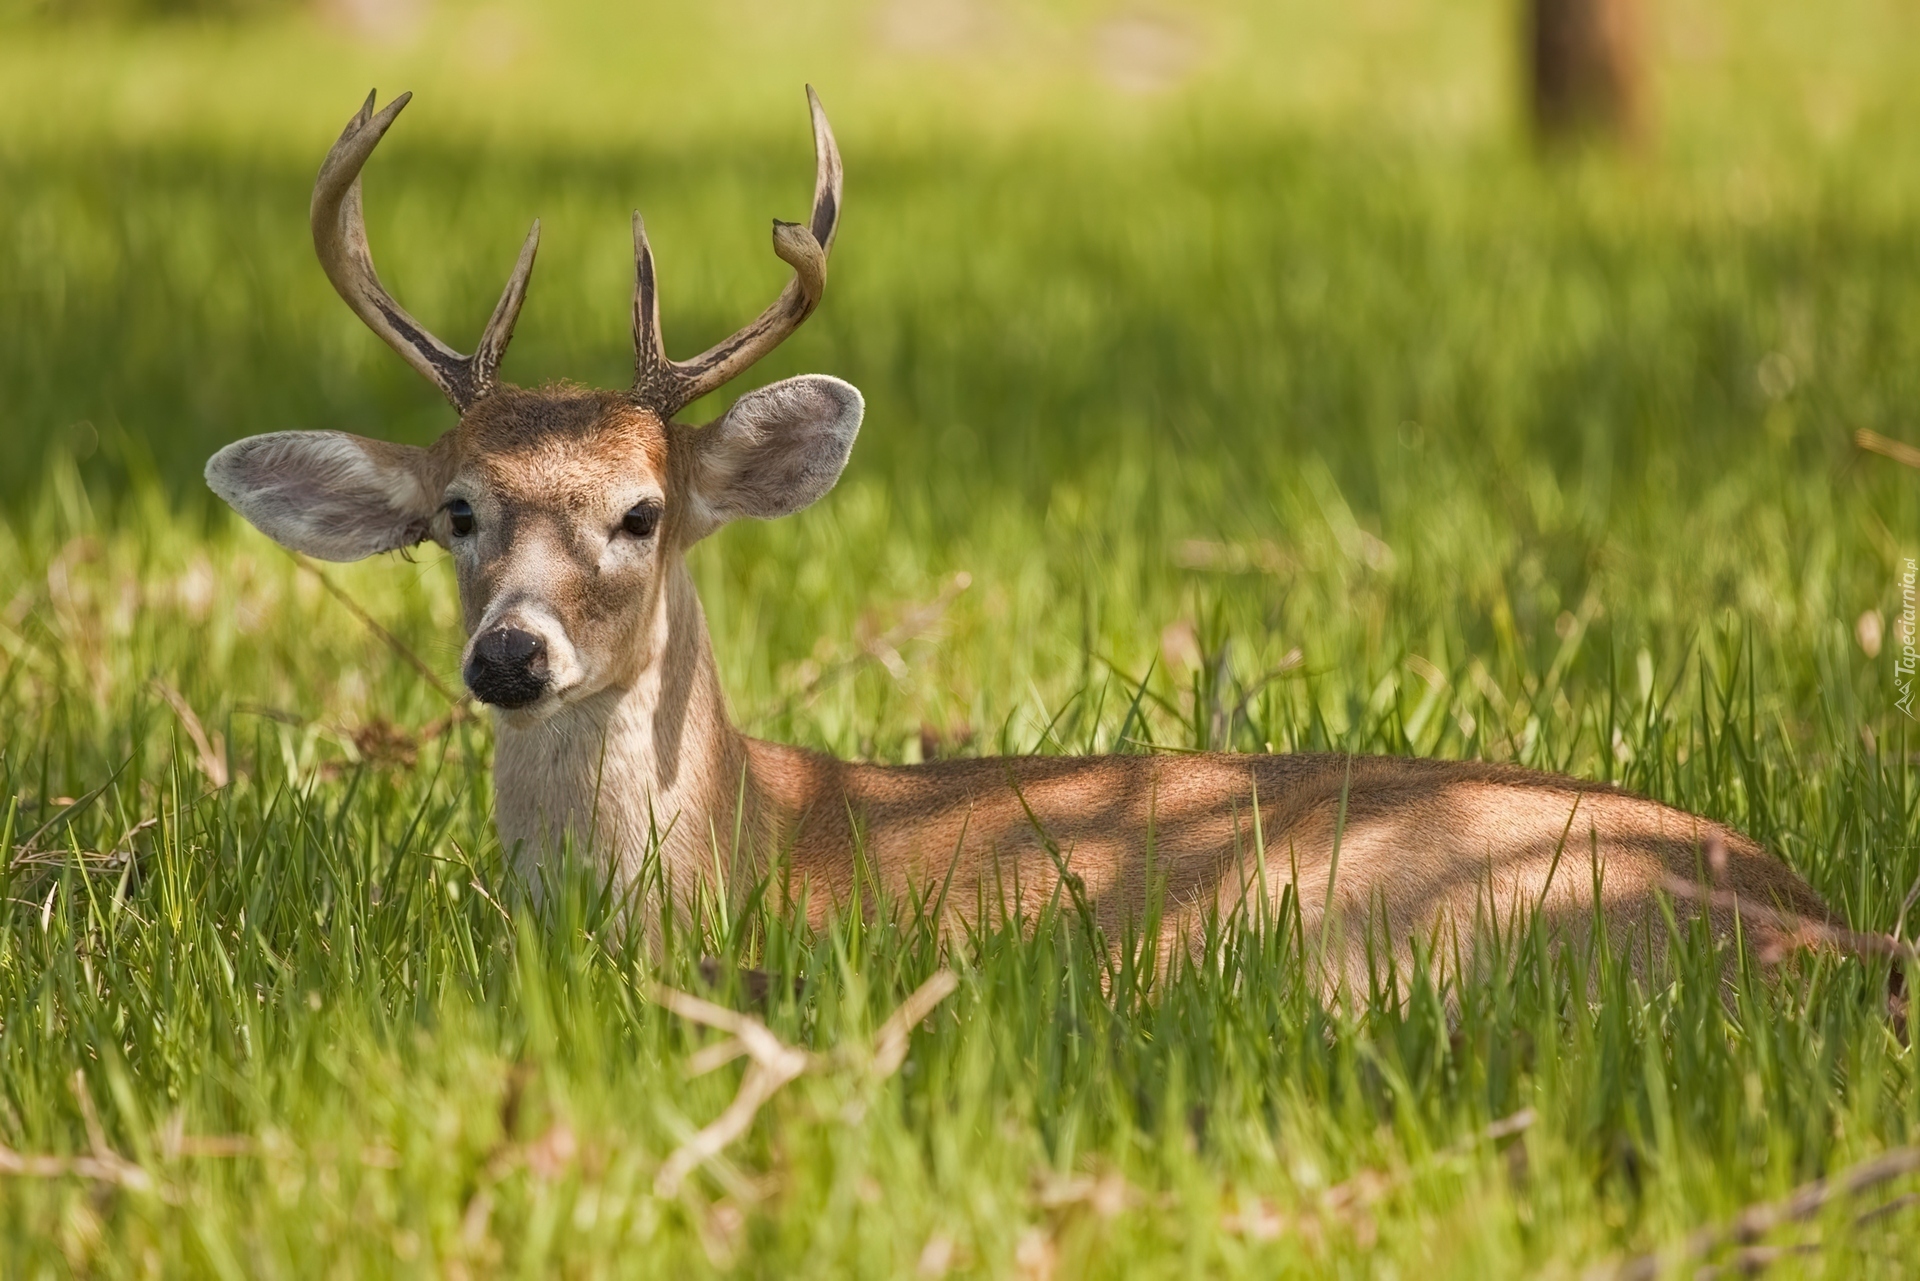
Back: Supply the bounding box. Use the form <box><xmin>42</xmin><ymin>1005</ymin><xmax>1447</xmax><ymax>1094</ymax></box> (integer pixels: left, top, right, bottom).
<box><xmin>630</xmin><ymin>85</ymin><xmax>843</xmax><ymax>416</ymax></box>
<box><xmin>312</xmin><ymin>91</ymin><xmax>539</xmax><ymax>412</ymax></box>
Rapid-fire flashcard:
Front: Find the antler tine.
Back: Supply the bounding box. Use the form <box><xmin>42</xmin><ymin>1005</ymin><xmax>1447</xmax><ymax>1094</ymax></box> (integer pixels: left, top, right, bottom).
<box><xmin>804</xmin><ymin>84</ymin><xmax>844</xmax><ymax>256</ymax></box>
<box><xmin>473</xmin><ymin>219</ymin><xmax>542</xmax><ymax>392</ymax></box>
<box><xmin>312</xmin><ymin>91</ymin><xmax>539</xmax><ymax>412</ymax></box>
<box><xmin>631</xmin><ymin>85</ymin><xmax>844</xmax><ymax>416</ymax></box>
<box><xmin>631</xmin><ymin>212</ymin><xmax>670</xmax><ymax>389</ymax></box>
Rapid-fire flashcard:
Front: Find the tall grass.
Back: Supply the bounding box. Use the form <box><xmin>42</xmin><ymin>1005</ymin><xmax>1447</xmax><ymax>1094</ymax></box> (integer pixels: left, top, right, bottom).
<box><xmin>3</xmin><ymin>0</ymin><xmax>1920</xmax><ymax>1274</ymax></box>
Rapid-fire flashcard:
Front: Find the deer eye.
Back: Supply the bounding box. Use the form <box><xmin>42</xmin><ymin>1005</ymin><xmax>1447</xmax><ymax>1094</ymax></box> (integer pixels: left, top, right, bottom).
<box><xmin>621</xmin><ymin>501</ymin><xmax>662</xmax><ymax>539</ymax></box>
<box><xmin>445</xmin><ymin>499</ymin><xmax>475</xmax><ymax>538</ymax></box>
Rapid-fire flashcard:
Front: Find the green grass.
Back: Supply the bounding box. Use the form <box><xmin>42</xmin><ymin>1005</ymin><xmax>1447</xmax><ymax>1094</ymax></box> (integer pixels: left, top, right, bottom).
<box><xmin>4</xmin><ymin>0</ymin><xmax>1920</xmax><ymax>1274</ymax></box>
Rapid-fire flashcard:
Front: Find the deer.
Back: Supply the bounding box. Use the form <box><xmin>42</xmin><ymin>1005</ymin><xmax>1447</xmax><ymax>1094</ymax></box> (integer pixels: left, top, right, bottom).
<box><xmin>205</xmin><ymin>88</ymin><xmax>1830</xmax><ymax>991</ymax></box>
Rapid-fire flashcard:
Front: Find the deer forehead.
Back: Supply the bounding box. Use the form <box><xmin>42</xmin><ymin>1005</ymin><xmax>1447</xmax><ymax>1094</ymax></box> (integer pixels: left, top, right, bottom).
<box><xmin>450</xmin><ymin>389</ymin><xmax>672</xmax><ymax>506</ymax></box>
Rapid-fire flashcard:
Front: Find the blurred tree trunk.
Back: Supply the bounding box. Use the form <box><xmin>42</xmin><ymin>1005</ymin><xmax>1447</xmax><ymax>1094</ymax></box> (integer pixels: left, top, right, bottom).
<box><xmin>1528</xmin><ymin>0</ymin><xmax>1645</xmax><ymax>145</ymax></box>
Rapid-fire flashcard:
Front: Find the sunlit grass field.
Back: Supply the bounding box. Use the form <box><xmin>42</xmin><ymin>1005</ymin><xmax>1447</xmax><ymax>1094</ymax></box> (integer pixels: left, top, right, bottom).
<box><xmin>4</xmin><ymin>1</ymin><xmax>1920</xmax><ymax>1275</ymax></box>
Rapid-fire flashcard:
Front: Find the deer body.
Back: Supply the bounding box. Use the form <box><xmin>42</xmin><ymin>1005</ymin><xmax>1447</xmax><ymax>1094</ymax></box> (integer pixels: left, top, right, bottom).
<box><xmin>493</xmin><ymin>548</ymin><xmax>1826</xmax><ymax>979</ymax></box>
<box><xmin>206</xmin><ymin>88</ymin><xmax>1827</xmax><ymax>983</ymax></box>
<box><xmin>759</xmin><ymin>752</ymin><xmax>1826</xmax><ymax>962</ymax></box>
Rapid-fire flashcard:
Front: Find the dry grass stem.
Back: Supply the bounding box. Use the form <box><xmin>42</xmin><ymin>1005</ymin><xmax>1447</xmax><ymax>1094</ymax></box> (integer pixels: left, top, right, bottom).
<box><xmin>652</xmin><ymin>971</ymin><xmax>959</xmax><ymax>1196</ymax></box>
<box><xmin>285</xmin><ymin>550</ymin><xmax>462</xmax><ymax>705</ymax></box>
<box><xmin>872</xmin><ymin>970</ymin><xmax>960</xmax><ymax>1078</ymax></box>
<box><xmin>0</xmin><ymin>1142</ymin><xmax>152</xmax><ymax>1190</ymax></box>
<box><xmin>151</xmin><ymin>679</ymin><xmax>228</xmax><ymax>787</ymax></box>
<box><xmin>1608</xmin><ymin>1145</ymin><xmax>1920</xmax><ymax>1280</ymax></box>
<box><xmin>1854</xmin><ymin>428</ymin><xmax>1920</xmax><ymax>470</ymax></box>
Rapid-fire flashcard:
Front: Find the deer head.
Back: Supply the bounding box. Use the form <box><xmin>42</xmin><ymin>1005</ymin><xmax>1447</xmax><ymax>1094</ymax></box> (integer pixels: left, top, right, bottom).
<box><xmin>206</xmin><ymin>89</ymin><xmax>862</xmax><ymax>721</ymax></box>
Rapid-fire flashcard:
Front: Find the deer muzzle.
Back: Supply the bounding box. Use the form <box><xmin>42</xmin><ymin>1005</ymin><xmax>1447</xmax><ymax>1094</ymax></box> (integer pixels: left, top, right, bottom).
<box><xmin>465</xmin><ymin>626</ymin><xmax>550</xmax><ymax>709</ymax></box>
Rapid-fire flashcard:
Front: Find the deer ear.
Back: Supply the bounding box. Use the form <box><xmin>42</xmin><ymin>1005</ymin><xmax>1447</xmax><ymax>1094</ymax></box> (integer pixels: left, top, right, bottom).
<box><xmin>205</xmin><ymin>431</ymin><xmax>444</xmax><ymax>562</ymax></box>
<box><xmin>681</xmin><ymin>375</ymin><xmax>863</xmax><ymax>542</ymax></box>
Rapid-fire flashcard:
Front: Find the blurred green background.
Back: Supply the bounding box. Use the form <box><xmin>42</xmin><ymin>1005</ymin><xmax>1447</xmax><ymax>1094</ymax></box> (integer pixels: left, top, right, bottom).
<box><xmin>6</xmin><ymin>0</ymin><xmax>1919</xmax><ymax>511</ymax></box>
<box><xmin>6</xmin><ymin>0</ymin><xmax>1920</xmax><ymax>770</ymax></box>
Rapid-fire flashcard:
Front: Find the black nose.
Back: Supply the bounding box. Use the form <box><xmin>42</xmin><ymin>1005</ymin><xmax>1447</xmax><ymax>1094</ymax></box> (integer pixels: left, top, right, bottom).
<box><xmin>465</xmin><ymin>627</ymin><xmax>550</xmax><ymax>708</ymax></box>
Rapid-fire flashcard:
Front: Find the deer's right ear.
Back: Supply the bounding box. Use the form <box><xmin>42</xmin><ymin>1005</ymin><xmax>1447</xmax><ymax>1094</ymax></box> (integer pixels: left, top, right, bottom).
<box><xmin>205</xmin><ymin>431</ymin><xmax>445</xmax><ymax>562</ymax></box>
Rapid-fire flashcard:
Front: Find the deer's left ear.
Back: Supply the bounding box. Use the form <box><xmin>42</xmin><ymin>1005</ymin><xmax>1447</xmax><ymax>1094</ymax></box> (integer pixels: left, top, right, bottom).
<box><xmin>205</xmin><ymin>431</ymin><xmax>447</xmax><ymax>562</ymax></box>
<box><xmin>680</xmin><ymin>375</ymin><xmax>863</xmax><ymax>543</ymax></box>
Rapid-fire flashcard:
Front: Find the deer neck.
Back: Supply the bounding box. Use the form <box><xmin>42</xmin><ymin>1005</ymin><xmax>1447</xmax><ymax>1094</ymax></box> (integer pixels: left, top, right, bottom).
<box><xmin>489</xmin><ymin>561</ymin><xmax>754</xmax><ymax>893</ymax></box>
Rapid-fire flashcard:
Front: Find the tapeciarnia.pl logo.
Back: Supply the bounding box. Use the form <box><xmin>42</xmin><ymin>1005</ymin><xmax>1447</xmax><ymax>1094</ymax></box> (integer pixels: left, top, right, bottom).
<box><xmin>1898</xmin><ymin>558</ymin><xmax>1917</xmax><ymax>719</ymax></box>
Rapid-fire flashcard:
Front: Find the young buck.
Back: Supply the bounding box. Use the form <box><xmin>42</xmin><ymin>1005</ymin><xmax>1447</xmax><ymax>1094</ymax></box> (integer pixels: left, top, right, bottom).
<box><xmin>207</xmin><ymin>89</ymin><xmax>1826</xmax><ymax>984</ymax></box>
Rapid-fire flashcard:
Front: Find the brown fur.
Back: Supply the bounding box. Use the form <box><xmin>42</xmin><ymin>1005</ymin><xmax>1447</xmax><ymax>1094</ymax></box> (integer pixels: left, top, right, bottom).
<box><xmin>210</xmin><ymin>378</ymin><xmax>1833</xmax><ymax>990</ymax></box>
<box><xmin>455</xmin><ymin>395</ymin><xmax>1829</xmax><ymax>973</ymax></box>
<box><xmin>750</xmin><ymin>741</ymin><xmax>1826</xmax><ymax>986</ymax></box>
